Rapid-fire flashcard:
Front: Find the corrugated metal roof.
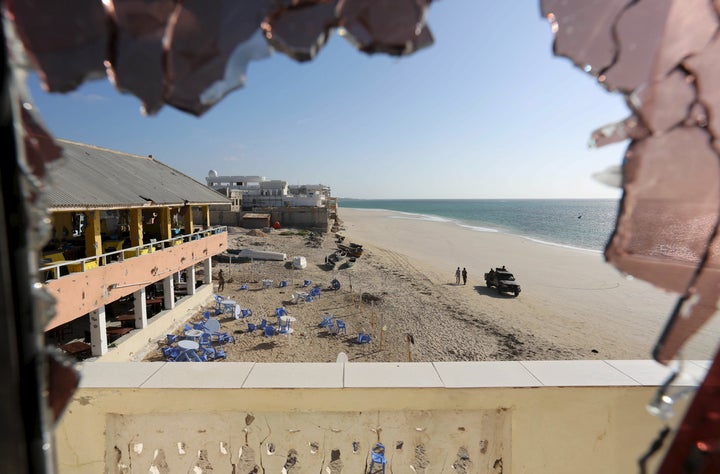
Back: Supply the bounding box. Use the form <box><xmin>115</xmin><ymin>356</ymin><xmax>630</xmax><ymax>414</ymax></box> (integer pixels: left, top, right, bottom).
<box><xmin>46</xmin><ymin>139</ymin><xmax>230</xmax><ymax>209</ymax></box>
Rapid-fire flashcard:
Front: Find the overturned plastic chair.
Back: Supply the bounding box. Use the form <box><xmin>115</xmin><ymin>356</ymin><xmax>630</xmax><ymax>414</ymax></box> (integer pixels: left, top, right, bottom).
<box><xmin>319</xmin><ymin>314</ymin><xmax>334</xmax><ymax>329</ymax></box>
<box><xmin>264</xmin><ymin>325</ymin><xmax>276</xmax><ymax>337</ymax></box>
<box><xmin>247</xmin><ymin>322</ymin><xmax>256</xmax><ymax>333</ymax></box>
<box><xmin>239</xmin><ymin>284</ymin><xmax>248</xmax><ymax>291</ymax></box>
<box><xmin>278</xmin><ymin>280</ymin><xmax>289</xmax><ymax>288</ymax></box>
<box><xmin>275</xmin><ymin>307</ymin><xmax>288</xmax><ymax>317</ymax></box>
<box><xmin>303</xmin><ymin>279</ymin><xmax>312</xmax><ymax>287</ymax></box>
<box><xmin>369</xmin><ymin>443</ymin><xmax>386</xmax><ymax>473</ymax></box>
<box><xmin>357</xmin><ymin>332</ymin><xmax>371</xmax><ymax>344</ymax></box>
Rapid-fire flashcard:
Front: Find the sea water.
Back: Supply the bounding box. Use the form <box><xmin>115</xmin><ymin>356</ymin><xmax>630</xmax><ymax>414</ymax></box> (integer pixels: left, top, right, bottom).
<box><xmin>338</xmin><ymin>199</ymin><xmax>619</xmax><ymax>253</ymax></box>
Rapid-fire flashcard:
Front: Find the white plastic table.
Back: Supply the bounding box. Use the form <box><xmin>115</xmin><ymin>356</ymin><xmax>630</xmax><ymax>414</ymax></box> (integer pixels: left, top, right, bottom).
<box><xmin>178</xmin><ymin>340</ymin><xmax>199</xmax><ymax>351</ymax></box>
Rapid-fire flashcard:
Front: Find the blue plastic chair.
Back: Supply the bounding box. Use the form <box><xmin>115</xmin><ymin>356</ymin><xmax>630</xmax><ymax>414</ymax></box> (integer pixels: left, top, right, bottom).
<box><xmin>357</xmin><ymin>332</ymin><xmax>371</xmax><ymax>344</ymax></box>
<box><xmin>303</xmin><ymin>279</ymin><xmax>312</xmax><ymax>287</ymax></box>
<box><xmin>201</xmin><ymin>345</ymin><xmax>215</xmax><ymax>358</ymax></box>
<box><xmin>264</xmin><ymin>326</ymin><xmax>276</xmax><ymax>337</ymax></box>
<box><xmin>214</xmin><ymin>347</ymin><xmax>227</xmax><ymax>360</ymax></box>
<box><xmin>278</xmin><ymin>280</ymin><xmax>288</xmax><ymax>288</ymax></box>
<box><xmin>162</xmin><ymin>346</ymin><xmax>180</xmax><ymax>360</ymax></box>
<box><xmin>239</xmin><ymin>284</ymin><xmax>248</xmax><ymax>291</ymax></box>
<box><xmin>335</xmin><ymin>319</ymin><xmax>347</xmax><ymax>335</ymax></box>
<box><xmin>309</xmin><ymin>286</ymin><xmax>321</xmax><ymax>298</ymax></box>
<box><xmin>247</xmin><ymin>322</ymin><xmax>256</xmax><ymax>333</ymax></box>
<box><xmin>305</xmin><ymin>295</ymin><xmax>314</xmax><ymax>303</ymax></box>
<box><xmin>369</xmin><ymin>443</ymin><xmax>386</xmax><ymax>473</ymax></box>
<box><xmin>202</xmin><ymin>311</ymin><xmax>211</xmax><ymax>320</ymax></box>
<box><xmin>330</xmin><ymin>279</ymin><xmax>341</xmax><ymax>290</ymax></box>
<box><xmin>275</xmin><ymin>307</ymin><xmax>288</xmax><ymax>317</ymax></box>
<box><xmin>166</xmin><ymin>334</ymin><xmax>178</xmax><ymax>344</ymax></box>
<box><xmin>193</xmin><ymin>322</ymin><xmax>206</xmax><ymax>331</ymax></box>
<box><xmin>258</xmin><ymin>319</ymin><xmax>268</xmax><ymax>330</ymax></box>
<box><xmin>319</xmin><ymin>315</ymin><xmax>334</xmax><ymax>328</ymax></box>
<box><xmin>184</xmin><ymin>323</ymin><xmax>193</xmax><ymax>332</ymax></box>
<box><xmin>240</xmin><ymin>308</ymin><xmax>252</xmax><ymax>318</ymax></box>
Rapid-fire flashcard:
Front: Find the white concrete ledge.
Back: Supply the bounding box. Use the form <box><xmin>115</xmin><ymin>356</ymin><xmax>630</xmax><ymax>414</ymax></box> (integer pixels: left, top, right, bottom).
<box><xmin>77</xmin><ymin>359</ymin><xmax>709</xmax><ymax>389</ymax></box>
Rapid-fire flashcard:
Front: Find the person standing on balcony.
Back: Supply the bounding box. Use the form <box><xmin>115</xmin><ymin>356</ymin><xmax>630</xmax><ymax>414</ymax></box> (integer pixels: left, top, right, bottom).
<box><xmin>218</xmin><ymin>269</ymin><xmax>225</xmax><ymax>292</ymax></box>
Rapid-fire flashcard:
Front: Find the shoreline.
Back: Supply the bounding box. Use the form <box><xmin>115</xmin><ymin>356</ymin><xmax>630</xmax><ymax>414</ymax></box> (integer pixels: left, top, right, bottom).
<box><xmin>343</xmin><ymin>205</ymin><xmax>609</xmax><ymax>254</ymax></box>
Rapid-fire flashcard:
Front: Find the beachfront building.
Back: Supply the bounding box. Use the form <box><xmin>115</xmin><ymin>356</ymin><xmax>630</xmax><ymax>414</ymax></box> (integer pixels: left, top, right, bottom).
<box><xmin>42</xmin><ymin>139</ymin><xmax>230</xmax><ymax>357</ymax></box>
<box><xmin>204</xmin><ymin>170</ymin><xmax>335</xmax><ymax>230</ymax></box>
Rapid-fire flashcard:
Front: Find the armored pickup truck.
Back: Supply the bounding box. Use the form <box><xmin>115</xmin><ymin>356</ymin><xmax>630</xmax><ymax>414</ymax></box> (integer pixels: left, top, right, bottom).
<box><xmin>484</xmin><ymin>266</ymin><xmax>521</xmax><ymax>296</ymax></box>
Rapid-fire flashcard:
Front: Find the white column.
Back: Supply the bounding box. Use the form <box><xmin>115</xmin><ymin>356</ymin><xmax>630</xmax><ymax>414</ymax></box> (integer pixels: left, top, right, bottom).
<box><xmin>203</xmin><ymin>258</ymin><xmax>213</xmax><ymax>286</ymax></box>
<box><xmin>89</xmin><ymin>306</ymin><xmax>108</xmax><ymax>356</ymax></box>
<box><xmin>163</xmin><ymin>276</ymin><xmax>175</xmax><ymax>310</ymax></box>
<box><xmin>133</xmin><ymin>287</ymin><xmax>148</xmax><ymax>328</ymax></box>
<box><xmin>187</xmin><ymin>265</ymin><xmax>196</xmax><ymax>296</ymax></box>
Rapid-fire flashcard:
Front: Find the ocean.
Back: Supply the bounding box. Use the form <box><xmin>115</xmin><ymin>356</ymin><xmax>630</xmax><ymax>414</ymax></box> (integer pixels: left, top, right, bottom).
<box><xmin>338</xmin><ymin>199</ymin><xmax>619</xmax><ymax>253</ymax></box>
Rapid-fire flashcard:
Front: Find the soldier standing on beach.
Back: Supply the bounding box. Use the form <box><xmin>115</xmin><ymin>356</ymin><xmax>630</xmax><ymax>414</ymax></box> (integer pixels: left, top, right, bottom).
<box><xmin>455</xmin><ymin>267</ymin><xmax>461</xmax><ymax>285</ymax></box>
<box><xmin>462</xmin><ymin>267</ymin><xmax>467</xmax><ymax>285</ymax></box>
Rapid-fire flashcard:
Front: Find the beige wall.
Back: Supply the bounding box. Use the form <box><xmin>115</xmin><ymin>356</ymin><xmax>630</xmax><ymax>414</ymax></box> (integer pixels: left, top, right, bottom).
<box><xmin>54</xmin><ymin>361</ymin><xmax>687</xmax><ymax>473</ymax></box>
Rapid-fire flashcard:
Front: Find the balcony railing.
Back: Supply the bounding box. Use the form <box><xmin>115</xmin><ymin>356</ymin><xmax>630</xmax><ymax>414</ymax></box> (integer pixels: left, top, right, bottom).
<box><xmin>40</xmin><ymin>226</ymin><xmax>227</xmax><ymax>280</ymax></box>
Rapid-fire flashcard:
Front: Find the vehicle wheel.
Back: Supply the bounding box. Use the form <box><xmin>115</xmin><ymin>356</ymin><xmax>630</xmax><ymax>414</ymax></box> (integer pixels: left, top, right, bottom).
<box><xmin>485</xmin><ymin>280</ymin><xmax>491</xmax><ymax>287</ymax></box>
<box><xmin>496</xmin><ymin>287</ymin><xmax>501</xmax><ymax>294</ymax></box>
<box><xmin>513</xmin><ymin>291</ymin><xmax>519</xmax><ymax>297</ymax></box>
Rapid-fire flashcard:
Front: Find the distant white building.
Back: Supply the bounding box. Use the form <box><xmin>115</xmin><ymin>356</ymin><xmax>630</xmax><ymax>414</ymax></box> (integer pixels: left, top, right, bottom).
<box><xmin>205</xmin><ymin>170</ymin><xmax>332</xmax><ymax>210</ymax></box>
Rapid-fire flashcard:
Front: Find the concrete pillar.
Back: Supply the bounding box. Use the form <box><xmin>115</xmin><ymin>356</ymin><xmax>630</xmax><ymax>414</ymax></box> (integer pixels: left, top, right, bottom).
<box><xmin>163</xmin><ymin>276</ymin><xmax>175</xmax><ymax>310</ymax></box>
<box><xmin>159</xmin><ymin>207</ymin><xmax>172</xmax><ymax>241</ymax></box>
<box><xmin>129</xmin><ymin>208</ymin><xmax>143</xmax><ymax>247</ymax></box>
<box><xmin>133</xmin><ymin>287</ymin><xmax>148</xmax><ymax>329</ymax></box>
<box><xmin>84</xmin><ymin>210</ymin><xmax>102</xmax><ymax>258</ymax></box>
<box><xmin>202</xmin><ymin>205</ymin><xmax>211</xmax><ymax>229</ymax></box>
<box><xmin>184</xmin><ymin>205</ymin><xmax>194</xmax><ymax>234</ymax></box>
<box><xmin>203</xmin><ymin>258</ymin><xmax>212</xmax><ymax>286</ymax></box>
<box><xmin>186</xmin><ymin>266</ymin><xmax>196</xmax><ymax>296</ymax></box>
<box><xmin>89</xmin><ymin>307</ymin><xmax>108</xmax><ymax>356</ymax></box>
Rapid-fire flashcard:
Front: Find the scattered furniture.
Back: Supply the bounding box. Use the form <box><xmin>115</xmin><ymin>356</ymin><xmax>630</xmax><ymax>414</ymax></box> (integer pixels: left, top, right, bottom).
<box><xmin>60</xmin><ymin>340</ymin><xmax>91</xmax><ymax>356</ymax></box>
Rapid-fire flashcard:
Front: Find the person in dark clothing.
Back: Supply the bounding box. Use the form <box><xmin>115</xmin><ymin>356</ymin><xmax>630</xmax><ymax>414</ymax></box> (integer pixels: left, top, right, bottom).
<box><xmin>462</xmin><ymin>267</ymin><xmax>468</xmax><ymax>285</ymax></box>
<box><xmin>217</xmin><ymin>269</ymin><xmax>225</xmax><ymax>292</ymax></box>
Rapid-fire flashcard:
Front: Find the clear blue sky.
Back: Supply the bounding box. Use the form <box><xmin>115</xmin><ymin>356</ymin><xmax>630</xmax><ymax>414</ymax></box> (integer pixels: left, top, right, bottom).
<box><xmin>28</xmin><ymin>0</ymin><xmax>628</xmax><ymax>199</ymax></box>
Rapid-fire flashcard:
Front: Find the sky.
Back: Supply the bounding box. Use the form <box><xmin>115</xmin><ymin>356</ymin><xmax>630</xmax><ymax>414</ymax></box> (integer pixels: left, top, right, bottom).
<box><xmin>27</xmin><ymin>0</ymin><xmax>629</xmax><ymax>200</ymax></box>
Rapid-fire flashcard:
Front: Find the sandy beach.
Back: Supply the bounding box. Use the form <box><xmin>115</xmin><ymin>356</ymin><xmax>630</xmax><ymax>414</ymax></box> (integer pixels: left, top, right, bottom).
<box><xmin>142</xmin><ymin>207</ymin><xmax>713</xmax><ymax>363</ymax></box>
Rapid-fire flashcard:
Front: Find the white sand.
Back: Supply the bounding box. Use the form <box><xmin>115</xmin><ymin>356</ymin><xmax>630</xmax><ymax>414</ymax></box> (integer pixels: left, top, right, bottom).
<box><xmin>341</xmin><ymin>208</ymin><xmax>683</xmax><ymax>359</ymax></box>
<box><xmin>145</xmin><ymin>208</ymin><xmax>719</xmax><ymax>363</ymax></box>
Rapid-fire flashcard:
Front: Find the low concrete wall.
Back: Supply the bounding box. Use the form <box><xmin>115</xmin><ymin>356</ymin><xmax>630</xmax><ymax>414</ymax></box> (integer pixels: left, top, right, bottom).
<box><xmin>97</xmin><ymin>284</ymin><xmax>213</xmax><ymax>362</ymax></box>
<box><xmin>55</xmin><ymin>360</ymin><xmax>699</xmax><ymax>473</ymax></box>
<box><xmin>207</xmin><ymin>207</ymin><xmax>330</xmax><ymax>231</ymax></box>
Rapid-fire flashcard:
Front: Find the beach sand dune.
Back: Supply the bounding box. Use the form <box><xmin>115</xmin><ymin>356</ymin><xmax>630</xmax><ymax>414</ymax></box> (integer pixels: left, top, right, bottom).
<box><xmin>143</xmin><ymin>209</ymin><xmax>718</xmax><ymax>363</ymax></box>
